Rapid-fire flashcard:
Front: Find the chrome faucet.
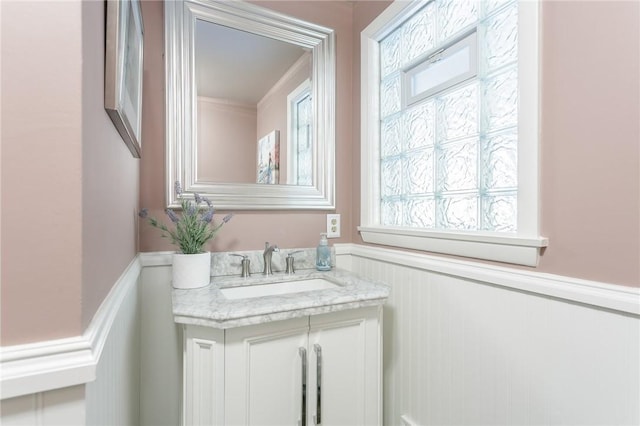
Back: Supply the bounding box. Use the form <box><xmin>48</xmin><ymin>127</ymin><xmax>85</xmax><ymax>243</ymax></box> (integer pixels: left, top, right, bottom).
<box><xmin>263</xmin><ymin>242</ymin><xmax>279</xmax><ymax>275</ymax></box>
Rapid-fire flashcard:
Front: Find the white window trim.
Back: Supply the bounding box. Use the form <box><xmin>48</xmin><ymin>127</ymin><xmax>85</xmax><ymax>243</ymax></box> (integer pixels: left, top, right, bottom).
<box><xmin>286</xmin><ymin>79</ymin><xmax>312</xmax><ymax>185</ymax></box>
<box><xmin>359</xmin><ymin>0</ymin><xmax>547</xmax><ymax>267</ymax></box>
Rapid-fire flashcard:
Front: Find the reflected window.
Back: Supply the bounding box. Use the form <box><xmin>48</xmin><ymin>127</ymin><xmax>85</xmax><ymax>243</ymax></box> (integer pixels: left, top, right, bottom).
<box><xmin>288</xmin><ymin>79</ymin><xmax>313</xmax><ymax>185</ymax></box>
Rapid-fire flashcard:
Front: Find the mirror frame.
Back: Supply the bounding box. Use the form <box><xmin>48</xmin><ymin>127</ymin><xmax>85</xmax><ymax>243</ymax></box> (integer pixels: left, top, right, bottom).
<box><xmin>165</xmin><ymin>0</ymin><xmax>336</xmax><ymax>210</ymax></box>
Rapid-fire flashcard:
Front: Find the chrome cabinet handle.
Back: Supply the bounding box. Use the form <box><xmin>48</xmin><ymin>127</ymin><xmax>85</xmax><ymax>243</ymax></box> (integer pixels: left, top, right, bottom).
<box><xmin>299</xmin><ymin>347</ymin><xmax>307</xmax><ymax>426</ymax></box>
<box><xmin>313</xmin><ymin>344</ymin><xmax>322</xmax><ymax>425</ymax></box>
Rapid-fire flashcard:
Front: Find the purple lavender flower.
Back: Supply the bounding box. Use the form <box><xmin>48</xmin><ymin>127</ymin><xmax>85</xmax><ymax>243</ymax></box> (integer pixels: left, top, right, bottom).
<box><xmin>139</xmin><ymin>183</ymin><xmax>233</xmax><ymax>254</ymax></box>
<box><xmin>201</xmin><ymin>208</ymin><xmax>214</xmax><ymax>223</ymax></box>
<box><xmin>165</xmin><ymin>208</ymin><xmax>180</xmax><ymax>223</ymax></box>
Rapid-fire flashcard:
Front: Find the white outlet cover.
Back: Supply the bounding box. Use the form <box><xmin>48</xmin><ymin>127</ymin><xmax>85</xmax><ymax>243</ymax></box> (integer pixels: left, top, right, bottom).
<box><xmin>326</xmin><ymin>214</ymin><xmax>340</xmax><ymax>238</ymax></box>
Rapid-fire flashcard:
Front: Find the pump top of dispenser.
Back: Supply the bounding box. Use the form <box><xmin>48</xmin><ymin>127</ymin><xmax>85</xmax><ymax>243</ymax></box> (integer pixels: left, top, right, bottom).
<box><xmin>319</xmin><ymin>233</ymin><xmax>328</xmax><ymax>245</ymax></box>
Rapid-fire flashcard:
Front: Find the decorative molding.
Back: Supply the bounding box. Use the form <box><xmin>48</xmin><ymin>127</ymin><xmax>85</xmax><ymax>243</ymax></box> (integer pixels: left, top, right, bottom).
<box><xmin>166</xmin><ymin>0</ymin><xmax>336</xmax><ymax>210</ymax></box>
<box><xmin>4</xmin><ymin>246</ymin><xmax>635</xmax><ymax>402</ymax></box>
<box><xmin>0</xmin><ymin>257</ymin><xmax>142</xmax><ymax>400</ymax></box>
<box><xmin>335</xmin><ymin>244</ymin><xmax>640</xmax><ymax>315</ymax></box>
<box><xmin>198</xmin><ymin>96</ymin><xmax>257</xmax><ymax>110</ymax></box>
<box><xmin>183</xmin><ymin>325</ymin><xmax>225</xmax><ymax>426</ymax></box>
<box><xmin>359</xmin><ymin>226</ymin><xmax>547</xmax><ymax>266</ymax></box>
<box><xmin>257</xmin><ymin>52</ymin><xmax>311</xmax><ymax>109</ymax></box>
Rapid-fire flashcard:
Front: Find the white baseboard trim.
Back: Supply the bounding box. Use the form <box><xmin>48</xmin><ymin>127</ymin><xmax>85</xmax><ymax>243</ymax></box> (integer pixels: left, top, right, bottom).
<box><xmin>336</xmin><ymin>243</ymin><xmax>640</xmax><ymax>315</ymax></box>
<box><xmin>0</xmin><ymin>256</ymin><xmax>142</xmax><ymax>400</ymax></box>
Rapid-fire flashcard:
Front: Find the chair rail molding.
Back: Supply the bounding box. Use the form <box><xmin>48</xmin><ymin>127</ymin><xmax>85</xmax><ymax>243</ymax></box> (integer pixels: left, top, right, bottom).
<box><xmin>335</xmin><ymin>243</ymin><xmax>640</xmax><ymax>315</ymax></box>
<box><xmin>3</xmin><ymin>247</ymin><xmax>635</xmax><ymax>400</ymax></box>
<box><xmin>0</xmin><ymin>257</ymin><xmax>142</xmax><ymax>400</ymax></box>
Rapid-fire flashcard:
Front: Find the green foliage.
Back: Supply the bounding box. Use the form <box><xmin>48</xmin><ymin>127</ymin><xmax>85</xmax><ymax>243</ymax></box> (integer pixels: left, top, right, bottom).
<box><xmin>139</xmin><ymin>187</ymin><xmax>232</xmax><ymax>254</ymax></box>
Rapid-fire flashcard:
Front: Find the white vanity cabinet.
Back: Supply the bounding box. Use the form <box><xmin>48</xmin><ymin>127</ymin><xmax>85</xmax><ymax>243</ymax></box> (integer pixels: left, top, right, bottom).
<box><xmin>182</xmin><ymin>306</ymin><xmax>382</xmax><ymax>426</ymax></box>
<box><xmin>182</xmin><ymin>325</ymin><xmax>225</xmax><ymax>426</ymax></box>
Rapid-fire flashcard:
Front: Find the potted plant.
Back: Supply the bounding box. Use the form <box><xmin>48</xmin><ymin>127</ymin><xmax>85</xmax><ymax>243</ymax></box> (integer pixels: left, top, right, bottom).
<box><xmin>139</xmin><ymin>181</ymin><xmax>233</xmax><ymax>289</ymax></box>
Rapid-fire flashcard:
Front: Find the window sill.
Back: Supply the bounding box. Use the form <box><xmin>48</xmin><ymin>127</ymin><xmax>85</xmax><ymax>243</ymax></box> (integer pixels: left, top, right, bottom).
<box><xmin>357</xmin><ymin>226</ymin><xmax>548</xmax><ymax>267</ymax></box>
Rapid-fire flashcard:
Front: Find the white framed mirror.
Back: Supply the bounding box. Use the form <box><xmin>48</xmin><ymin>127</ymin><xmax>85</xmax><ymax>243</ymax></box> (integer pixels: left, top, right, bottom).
<box><xmin>165</xmin><ymin>0</ymin><xmax>336</xmax><ymax>209</ymax></box>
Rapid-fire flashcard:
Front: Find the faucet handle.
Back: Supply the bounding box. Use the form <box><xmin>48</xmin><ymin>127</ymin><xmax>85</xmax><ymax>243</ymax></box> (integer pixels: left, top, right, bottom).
<box><xmin>229</xmin><ymin>253</ymin><xmax>251</xmax><ymax>277</ymax></box>
<box><xmin>285</xmin><ymin>251</ymin><xmax>302</xmax><ymax>274</ymax></box>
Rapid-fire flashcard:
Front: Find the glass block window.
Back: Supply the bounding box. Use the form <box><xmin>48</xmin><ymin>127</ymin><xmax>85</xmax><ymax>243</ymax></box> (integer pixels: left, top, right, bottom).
<box><xmin>379</xmin><ymin>0</ymin><xmax>518</xmax><ymax>233</ymax></box>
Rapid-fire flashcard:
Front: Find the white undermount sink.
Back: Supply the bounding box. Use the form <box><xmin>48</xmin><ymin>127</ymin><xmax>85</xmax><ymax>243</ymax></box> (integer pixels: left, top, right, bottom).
<box><xmin>221</xmin><ymin>278</ymin><xmax>338</xmax><ymax>300</ymax></box>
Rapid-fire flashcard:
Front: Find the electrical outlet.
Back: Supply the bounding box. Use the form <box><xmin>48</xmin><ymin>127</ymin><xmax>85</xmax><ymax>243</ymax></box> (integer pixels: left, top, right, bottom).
<box><xmin>326</xmin><ymin>214</ymin><xmax>341</xmax><ymax>238</ymax></box>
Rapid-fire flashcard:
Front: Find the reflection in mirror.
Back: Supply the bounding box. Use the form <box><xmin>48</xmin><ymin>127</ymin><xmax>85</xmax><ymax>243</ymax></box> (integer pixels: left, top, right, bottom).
<box><xmin>287</xmin><ymin>79</ymin><xmax>313</xmax><ymax>185</ymax></box>
<box><xmin>165</xmin><ymin>0</ymin><xmax>335</xmax><ymax>210</ymax></box>
<box><xmin>195</xmin><ymin>20</ymin><xmax>313</xmax><ymax>185</ymax></box>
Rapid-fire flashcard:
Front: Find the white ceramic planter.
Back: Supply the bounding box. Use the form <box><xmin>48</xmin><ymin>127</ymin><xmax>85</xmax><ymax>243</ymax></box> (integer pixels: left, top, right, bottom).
<box><xmin>172</xmin><ymin>252</ymin><xmax>211</xmax><ymax>289</ymax></box>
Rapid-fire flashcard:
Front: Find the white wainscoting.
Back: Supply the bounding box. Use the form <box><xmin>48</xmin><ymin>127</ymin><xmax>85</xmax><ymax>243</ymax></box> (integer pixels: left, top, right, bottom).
<box><xmin>85</xmin><ymin>264</ymin><xmax>141</xmax><ymax>425</ymax></box>
<box><xmin>3</xmin><ymin>248</ymin><xmax>638</xmax><ymax>426</ymax></box>
<box><xmin>1</xmin><ymin>257</ymin><xmax>141</xmax><ymax>426</ymax></box>
<box><xmin>0</xmin><ymin>385</ymin><xmax>86</xmax><ymax>426</ymax></box>
<box><xmin>138</xmin><ymin>256</ymin><xmax>182</xmax><ymax>426</ymax></box>
<box><xmin>336</xmin><ymin>244</ymin><xmax>640</xmax><ymax>426</ymax></box>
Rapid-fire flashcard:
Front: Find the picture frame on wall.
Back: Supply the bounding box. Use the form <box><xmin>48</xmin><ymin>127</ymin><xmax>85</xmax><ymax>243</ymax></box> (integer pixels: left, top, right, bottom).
<box><xmin>257</xmin><ymin>130</ymin><xmax>280</xmax><ymax>184</ymax></box>
<box><xmin>105</xmin><ymin>0</ymin><xmax>144</xmax><ymax>158</ymax></box>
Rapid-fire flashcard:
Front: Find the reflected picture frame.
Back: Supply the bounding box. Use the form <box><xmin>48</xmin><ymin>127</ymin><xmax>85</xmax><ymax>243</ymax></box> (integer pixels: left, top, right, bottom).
<box><xmin>257</xmin><ymin>130</ymin><xmax>280</xmax><ymax>185</ymax></box>
<box><xmin>105</xmin><ymin>0</ymin><xmax>144</xmax><ymax>158</ymax></box>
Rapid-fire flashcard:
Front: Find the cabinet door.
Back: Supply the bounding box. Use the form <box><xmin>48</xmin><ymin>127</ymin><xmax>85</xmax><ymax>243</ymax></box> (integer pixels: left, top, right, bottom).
<box><xmin>225</xmin><ymin>317</ymin><xmax>309</xmax><ymax>426</ymax></box>
<box><xmin>308</xmin><ymin>306</ymin><xmax>382</xmax><ymax>426</ymax></box>
<box><xmin>183</xmin><ymin>325</ymin><xmax>225</xmax><ymax>426</ymax></box>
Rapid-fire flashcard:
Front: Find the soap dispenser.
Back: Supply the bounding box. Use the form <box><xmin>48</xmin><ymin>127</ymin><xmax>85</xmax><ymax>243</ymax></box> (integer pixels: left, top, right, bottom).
<box><xmin>316</xmin><ymin>233</ymin><xmax>331</xmax><ymax>271</ymax></box>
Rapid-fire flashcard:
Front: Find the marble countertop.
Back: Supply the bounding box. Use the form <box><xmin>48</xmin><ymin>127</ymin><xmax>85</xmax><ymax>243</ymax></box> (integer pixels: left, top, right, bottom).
<box><xmin>172</xmin><ymin>268</ymin><xmax>390</xmax><ymax>329</ymax></box>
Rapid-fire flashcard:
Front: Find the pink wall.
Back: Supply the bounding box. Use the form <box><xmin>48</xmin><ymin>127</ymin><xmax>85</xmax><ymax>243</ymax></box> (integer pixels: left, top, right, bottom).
<box><xmin>140</xmin><ymin>1</ymin><xmax>638</xmax><ymax>287</ymax></box>
<box><xmin>2</xmin><ymin>0</ymin><xmax>632</xmax><ymax>347</ymax></box>
<box><xmin>197</xmin><ymin>98</ymin><xmax>257</xmax><ymax>183</ymax></box>
<box><xmin>81</xmin><ymin>1</ymin><xmax>139</xmax><ymax>329</ymax></box>
<box><xmin>138</xmin><ymin>0</ymin><xmax>168</xmax><ymax>253</ymax></box>
<box><xmin>351</xmin><ymin>0</ymin><xmax>393</xmax><ymax>250</ymax></box>
<box><xmin>1</xmin><ymin>0</ymin><xmax>139</xmax><ymax>345</ymax></box>
<box><xmin>139</xmin><ymin>1</ymin><xmax>356</xmax><ymax>253</ymax></box>
<box><xmin>537</xmin><ymin>0</ymin><xmax>639</xmax><ymax>286</ymax></box>
<box><xmin>1</xmin><ymin>1</ymin><xmax>83</xmax><ymax>345</ymax></box>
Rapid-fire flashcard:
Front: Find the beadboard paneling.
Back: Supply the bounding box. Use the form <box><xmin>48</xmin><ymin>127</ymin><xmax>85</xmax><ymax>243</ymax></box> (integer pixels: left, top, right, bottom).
<box><xmin>85</xmin><ymin>271</ymin><xmax>140</xmax><ymax>425</ymax></box>
<box><xmin>0</xmin><ymin>383</ymin><xmax>86</xmax><ymax>426</ymax></box>
<box><xmin>139</xmin><ymin>265</ymin><xmax>182</xmax><ymax>426</ymax></box>
<box><xmin>343</xmin><ymin>249</ymin><xmax>640</xmax><ymax>425</ymax></box>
